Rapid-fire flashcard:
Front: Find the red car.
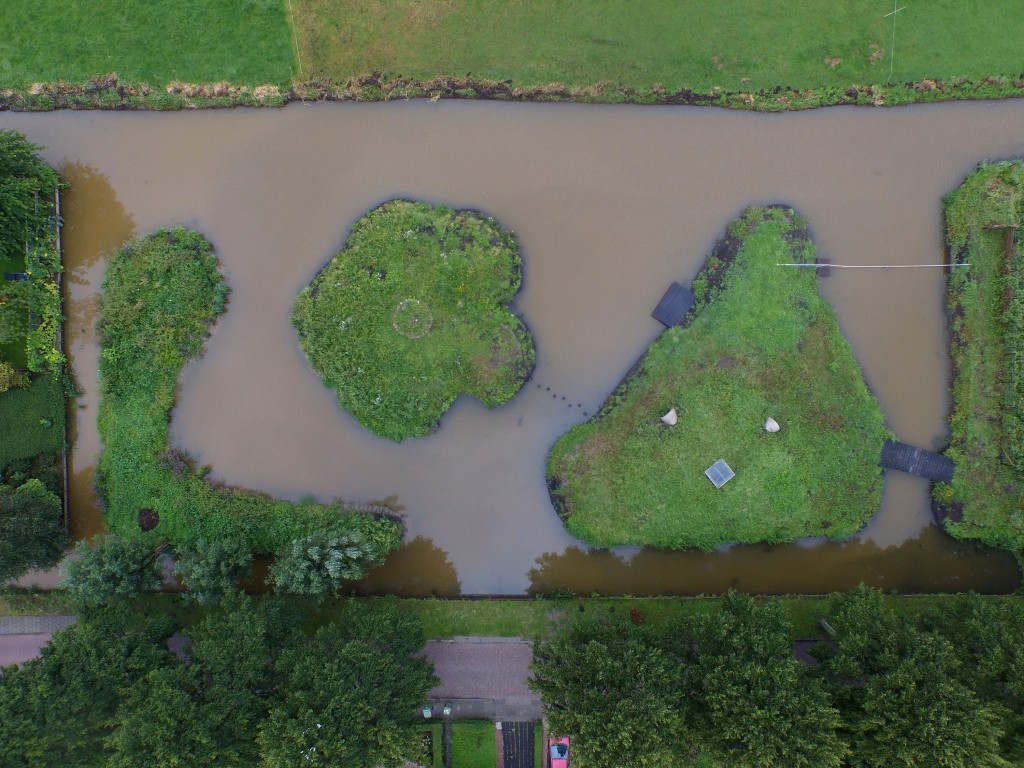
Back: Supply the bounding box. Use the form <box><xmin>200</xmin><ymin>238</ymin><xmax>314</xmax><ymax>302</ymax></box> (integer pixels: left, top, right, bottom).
<box><xmin>548</xmin><ymin>736</ymin><xmax>570</xmax><ymax>768</ymax></box>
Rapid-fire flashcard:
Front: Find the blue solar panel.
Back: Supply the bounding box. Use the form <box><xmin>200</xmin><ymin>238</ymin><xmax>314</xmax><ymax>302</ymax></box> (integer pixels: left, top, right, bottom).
<box><xmin>705</xmin><ymin>459</ymin><xmax>735</xmax><ymax>488</ymax></box>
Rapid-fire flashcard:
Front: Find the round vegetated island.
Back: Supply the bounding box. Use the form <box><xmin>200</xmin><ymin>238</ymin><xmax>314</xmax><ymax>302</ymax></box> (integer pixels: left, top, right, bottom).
<box><xmin>292</xmin><ymin>200</ymin><xmax>535</xmax><ymax>441</ymax></box>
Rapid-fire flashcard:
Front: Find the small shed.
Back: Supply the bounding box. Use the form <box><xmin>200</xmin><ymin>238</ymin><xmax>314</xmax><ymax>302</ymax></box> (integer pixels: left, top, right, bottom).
<box><xmin>652</xmin><ymin>282</ymin><xmax>695</xmax><ymax>327</ymax></box>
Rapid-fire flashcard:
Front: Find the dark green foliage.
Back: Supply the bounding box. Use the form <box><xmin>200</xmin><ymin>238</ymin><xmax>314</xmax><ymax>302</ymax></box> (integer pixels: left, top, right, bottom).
<box><xmin>293</xmin><ymin>199</ymin><xmax>534</xmax><ymax>441</ymax></box>
<box><xmin>97</xmin><ymin>227</ymin><xmax>403</xmax><ymax>556</ymax></box>
<box><xmin>60</xmin><ymin>535</ymin><xmax>164</xmax><ymax>607</ymax></box>
<box><xmin>530</xmin><ymin>614</ymin><xmax>686</xmax><ymax>768</ymax></box>
<box><xmin>174</xmin><ymin>534</ymin><xmax>254</xmax><ymax>605</ymax></box>
<box><xmin>942</xmin><ymin>161</ymin><xmax>1024</xmax><ymax>551</ymax></box>
<box><xmin>549</xmin><ymin>207</ymin><xmax>887</xmax><ymax>549</ymax></box>
<box><xmin>0</xmin><ymin>479</ymin><xmax>67</xmax><ymax>581</ymax></box>
<box><xmin>0</xmin><ymin>130</ymin><xmax>61</xmax><ymax>261</ymax></box>
<box><xmin>674</xmin><ymin>593</ymin><xmax>846</xmax><ymax>768</ymax></box>
<box><xmin>815</xmin><ymin>587</ymin><xmax>1009</xmax><ymax>768</ymax></box>
<box><xmin>259</xmin><ymin>601</ymin><xmax>437</xmax><ymax>768</ymax></box>
<box><xmin>0</xmin><ymin>605</ymin><xmax>175</xmax><ymax>768</ymax></box>
<box><xmin>108</xmin><ymin>595</ymin><xmax>303</xmax><ymax>768</ymax></box>
<box><xmin>270</xmin><ymin>526</ymin><xmax>389</xmax><ymax>597</ymax></box>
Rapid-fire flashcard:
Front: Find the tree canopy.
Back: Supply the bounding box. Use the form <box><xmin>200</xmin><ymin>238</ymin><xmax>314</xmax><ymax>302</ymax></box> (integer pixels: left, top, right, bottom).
<box><xmin>0</xmin><ymin>478</ymin><xmax>68</xmax><ymax>582</ymax></box>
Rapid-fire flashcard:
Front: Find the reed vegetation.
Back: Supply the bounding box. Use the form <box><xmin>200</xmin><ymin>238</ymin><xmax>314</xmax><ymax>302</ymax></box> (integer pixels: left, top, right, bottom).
<box><xmin>940</xmin><ymin>161</ymin><xmax>1024</xmax><ymax>553</ymax></box>
<box><xmin>547</xmin><ymin>207</ymin><xmax>888</xmax><ymax>550</ymax></box>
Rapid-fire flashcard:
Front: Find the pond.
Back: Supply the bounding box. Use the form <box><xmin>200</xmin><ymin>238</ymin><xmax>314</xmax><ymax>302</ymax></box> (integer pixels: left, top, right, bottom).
<box><xmin>3</xmin><ymin>100</ymin><xmax>1024</xmax><ymax>595</ymax></box>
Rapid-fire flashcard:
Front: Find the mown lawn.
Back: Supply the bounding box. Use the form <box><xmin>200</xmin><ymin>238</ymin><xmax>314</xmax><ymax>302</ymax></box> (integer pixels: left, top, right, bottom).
<box><xmin>0</xmin><ymin>0</ymin><xmax>295</xmax><ymax>88</ymax></box>
<box><xmin>941</xmin><ymin>161</ymin><xmax>1024</xmax><ymax>553</ymax></box>
<box><xmin>548</xmin><ymin>207</ymin><xmax>888</xmax><ymax>550</ymax></box>
<box><xmin>292</xmin><ymin>0</ymin><xmax>1024</xmax><ymax>92</ymax></box>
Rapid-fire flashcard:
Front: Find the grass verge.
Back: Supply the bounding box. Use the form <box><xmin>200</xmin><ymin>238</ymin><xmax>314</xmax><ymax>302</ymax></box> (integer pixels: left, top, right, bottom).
<box><xmin>96</xmin><ymin>227</ymin><xmax>402</xmax><ymax>555</ymax></box>
<box><xmin>940</xmin><ymin>161</ymin><xmax>1024</xmax><ymax>552</ymax></box>
<box><xmin>291</xmin><ymin>0</ymin><xmax>1024</xmax><ymax>96</ymax></box>
<box><xmin>293</xmin><ymin>200</ymin><xmax>534</xmax><ymax>441</ymax></box>
<box><xmin>547</xmin><ymin>207</ymin><xmax>887</xmax><ymax>549</ymax></box>
<box><xmin>0</xmin><ymin>0</ymin><xmax>294</xmax><ymax>88</ymax></box>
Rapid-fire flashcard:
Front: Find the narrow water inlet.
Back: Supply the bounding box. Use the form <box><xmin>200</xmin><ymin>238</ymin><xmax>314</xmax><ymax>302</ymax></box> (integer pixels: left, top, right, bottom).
<box><xmin>5</xmin><ymin>99</ymin><xmax>1024</xmax><ymax>595</ymax></box>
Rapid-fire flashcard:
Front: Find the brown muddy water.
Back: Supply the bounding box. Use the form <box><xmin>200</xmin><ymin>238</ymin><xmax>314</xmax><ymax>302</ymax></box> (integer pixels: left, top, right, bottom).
<box><xmin>5</xmin><ymin>101</ymin><xmax>1024</xmax><ymax>595</ymax></box>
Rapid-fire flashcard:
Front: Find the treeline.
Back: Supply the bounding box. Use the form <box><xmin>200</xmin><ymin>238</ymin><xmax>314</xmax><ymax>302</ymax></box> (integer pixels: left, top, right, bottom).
<box><xmin>0</xmin><ymin>595</ymin><xmax>437</xmax><ymax>768</ymax></box>
<box><xmin>530</xmin><ymin>587</ymin><xmax>1024</xmax><ymax>768</ymax></box>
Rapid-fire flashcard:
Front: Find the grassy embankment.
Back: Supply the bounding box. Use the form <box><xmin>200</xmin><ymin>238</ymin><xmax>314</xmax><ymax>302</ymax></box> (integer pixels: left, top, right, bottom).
<box><xmin>548</xmin><ymin>207</ymin><xmax>888</xmax><ymax>550</ymax></box>
<box><xmin>3</xmin><ymin>1</ymin><xmax>1024</xmax><ymax>109</ymax></box>
<box><xmin>3</xmin><ymin>590</ymin><xmax>1013</xmax><ymax>642</ymax></box>
<box><xmin>293</xmin><ymin>200</ymin><xmax>534</xmax><ymax>441</ymax></box>
<box><xmin>97</xmin><ymin>227</ymin><xmax>402</xmax><ymax>555</ymax></box>
<box><xmin>940</xmin><ymin>161</ymin><xmax>1024</xmax><ymax>553</ymax></box>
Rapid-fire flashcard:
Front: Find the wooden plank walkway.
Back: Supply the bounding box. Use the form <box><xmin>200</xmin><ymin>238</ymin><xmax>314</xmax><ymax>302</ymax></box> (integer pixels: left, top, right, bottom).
<box><xmin>880</xmin><ymin>440</ymin><xmax>955</xmax><ymax>482</ymax></box>
<box><xmin>652</xmin><ymin>282</ymin><xmax>695</xmax><ymax>327</ymax></box>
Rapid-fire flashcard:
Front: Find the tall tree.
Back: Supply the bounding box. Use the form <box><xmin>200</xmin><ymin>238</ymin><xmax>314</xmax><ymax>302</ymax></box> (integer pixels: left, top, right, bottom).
<box><xmin>60</xmin><ymin>534</ymin><xmax>163</xmax><ymax>606</ymax></box>
<box><xmin>0</xmin><ymin>605</ymin><xmax>175</xmax><ymax>768</ymax></box>
<box><xmin>0</xmin><ymin>129</ymin><xmax>61</xmax><ymax>261</ymax></box>
<box><xmin>530</xmin><ymin>612</ymin><xmax>687</xmax><ymax>768</ymax></box>
<box><xmin>820</xmin><ymin>586</ymin><xmax>1009</xmax><ymax>768</ymax></box>
<box><xmin>108</xmin><ymin>595</ymin><xmax>302</xmax><ymax>768</ymax></box>
<box><xmin>0</xmin><ymin>479</ymin><xmax>68</xmax><ymax>582</ymax></box>
<box><xmin>258</xmin><ymin>601</ymin><xmax>436</xmax><ymax>768</ymax></box>
<box><xmin>672</xmin><ymin>592</ymin><xmax>847</xmax><ymax>768</ymax></box>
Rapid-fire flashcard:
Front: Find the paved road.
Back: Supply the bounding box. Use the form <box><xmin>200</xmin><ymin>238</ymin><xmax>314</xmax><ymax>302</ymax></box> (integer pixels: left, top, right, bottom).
<box><xmin>423</xmin><ymin>637</ymin><xmax>542</xmax><ymax>721</ymax></box>
<box><xmin>0</xmin><ymin>616</ymin><xmax>76</xmax><ymax>666</ymax></box>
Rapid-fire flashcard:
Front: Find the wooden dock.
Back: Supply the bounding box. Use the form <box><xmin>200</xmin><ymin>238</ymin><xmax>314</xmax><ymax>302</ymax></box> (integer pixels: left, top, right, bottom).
<box><xmin>652</xmin><ymin>282</ymin><xmax>695</xmax><ymax>327</ymax></box>
<box><xmin>879</xmin><ymin>440</ymin><xmax>955</xmax><ymax>482</ymax></box>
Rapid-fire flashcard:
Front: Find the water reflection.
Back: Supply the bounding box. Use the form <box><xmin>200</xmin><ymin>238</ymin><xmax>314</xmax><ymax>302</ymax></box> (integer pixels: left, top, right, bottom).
<box><xmin>59</xmin><ymin>161</ymin><xmax>135</xmax><ymax>540</ymax></box>
<box><xmin>354</xmin><ymin>537</ymin><xmax>462</xmax><ymax>597</ymax></box>
<box><xmin>528</xmin><ymin>526</ymin><xmax>1018</xmax><ymax>596</ymax></box>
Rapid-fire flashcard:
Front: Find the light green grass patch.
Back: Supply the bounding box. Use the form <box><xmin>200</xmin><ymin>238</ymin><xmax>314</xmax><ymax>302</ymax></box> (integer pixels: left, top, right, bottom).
<box><xmin>548</xmin><ymin>207</ymin><xmax>887</xmax><ymax>550</ymax></box>
<box><xmin>452</xmin><ymin>721</ymin><xmax>497</xmax><ymax>768</ymax></box>
<box><xmin>292</xmin><ymin>0</ymin><xmax>1024</xmax><ymax>93</ymax></box>
<box><xmin>293</xmin><ymin>200</ymin><xmax>534</xmax><ymax>441</ymax></box>
<box><xmin>0</xmin><ymin>0</ymin><xmax>294</xmax><ymax>88</ymax></box>
<box><xmin>941</xmin><ymin>161</ymin><xmax>1024</xmax><ymax>552</ymax></box>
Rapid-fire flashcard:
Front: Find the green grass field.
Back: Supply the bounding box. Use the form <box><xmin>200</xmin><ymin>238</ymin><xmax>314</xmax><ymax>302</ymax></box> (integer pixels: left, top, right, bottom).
<box><xmin>292</xmin><ymin>0</ymin><xmax>1024</xmax><ymax>92</ymax></box>
<box><xmin>941</xmin><ymin>161</ymin><xmax>1024</xmax><ymax>553</ymax></box>
<box><xmin>0</xmin><ymin>0</ymin><xmax>295</xmax><ymax>88</ymax></box>
<box><xmin>293</xmin><ymin>200</ymin><xmax>533</xmax><ymax>441</ymax></box>
<box><xmin>548</xmin><ymin>208</ymin><xmax>887</xmax><ymax>550</ymax></box>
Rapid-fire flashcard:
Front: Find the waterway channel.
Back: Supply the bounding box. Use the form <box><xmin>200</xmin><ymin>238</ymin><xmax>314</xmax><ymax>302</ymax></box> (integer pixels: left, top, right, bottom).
<box><xmin>3</xmin><ymin>100</ymin><xmax>1024</xmax><ymax>595</ymax></box>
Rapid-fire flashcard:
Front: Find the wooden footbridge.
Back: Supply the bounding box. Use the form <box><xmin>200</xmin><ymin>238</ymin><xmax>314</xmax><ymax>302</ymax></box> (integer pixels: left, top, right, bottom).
<box><xmin>880</xmin><ymin>440</ymin><xmax>955</xmax><ymax>482</ymax></box>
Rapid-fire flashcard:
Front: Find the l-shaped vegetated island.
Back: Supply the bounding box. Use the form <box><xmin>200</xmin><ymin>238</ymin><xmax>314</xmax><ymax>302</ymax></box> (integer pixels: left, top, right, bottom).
<box><xmin>80</xmin><ymin>168</ymin><xmax>1024</xmax><ymax>574</ymax></box>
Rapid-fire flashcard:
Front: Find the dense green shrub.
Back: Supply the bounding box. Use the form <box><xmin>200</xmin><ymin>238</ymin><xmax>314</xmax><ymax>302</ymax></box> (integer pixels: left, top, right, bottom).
<box><xmin>293</xmin><ymin>199</ymin><xmax>534</xmax><ymax>441</ymax></box>
<box><xmin>60</xmin><ymin>535</ymin><xmax>164</xmax><ymax>606</ymax></box>
<box><xmin>548</xmin><ymin>207</ymin><xmax>887</xmax><ymax>549</ymax></box>
<box><xmin>173</xmin><ymin>534</ymin><xmax>253</xmax><ymax>605</ymax></box>
<box><xmin>0</xmin><ymin>479</ymin><xmax>68</xmax><ymax>582</ymax></box>
<box><xmin>270</xmin><ymin>526</ymin><xmax>386</xmax><ymax>597</ymax></box>
<box><xmin>97</xmin><ymin>227</ymin><xmax>402</xmax><ymax>557</ymax></box>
